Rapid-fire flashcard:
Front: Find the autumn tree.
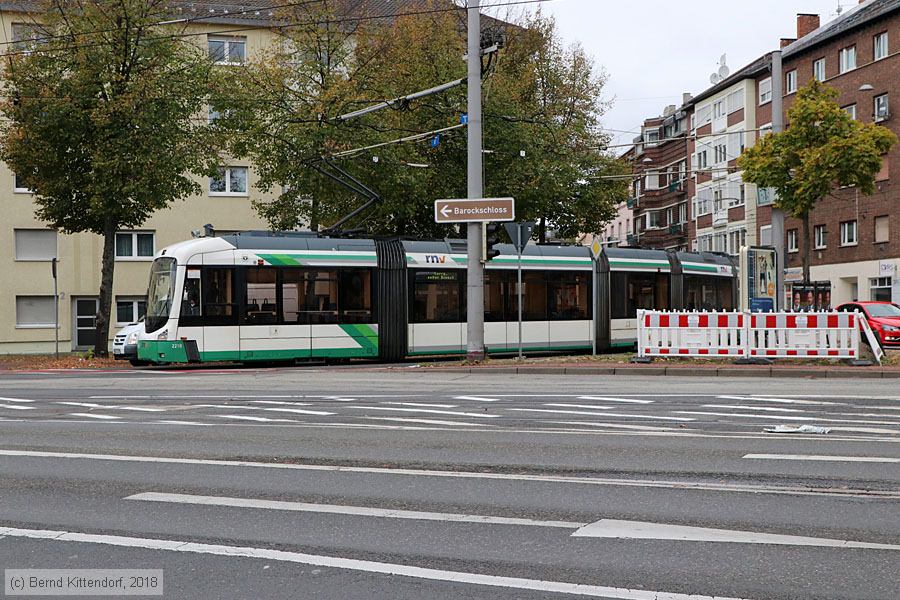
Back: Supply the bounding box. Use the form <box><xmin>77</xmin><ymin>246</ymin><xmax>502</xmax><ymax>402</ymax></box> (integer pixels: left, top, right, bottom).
<box><xmin>225</xmin><ymin>3</ymin><xmax>626</xmax><ymax>239</ymax></box>
<box><xmin>739</xmin><ymin>80</ymin><xmax>896</xmax><ymax>283</ymax></box>
<box><xmin>0</xmin><ymin>0</ymin><xmax>220</xmax><ymax>356</ymax></box>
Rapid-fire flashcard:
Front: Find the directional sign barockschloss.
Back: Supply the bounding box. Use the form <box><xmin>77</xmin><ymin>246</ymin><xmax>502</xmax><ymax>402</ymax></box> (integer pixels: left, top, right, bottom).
<box><xmin>434</xmin><ymin>198</ymin><xmax>515</xmax><ymax>224</ymax></box>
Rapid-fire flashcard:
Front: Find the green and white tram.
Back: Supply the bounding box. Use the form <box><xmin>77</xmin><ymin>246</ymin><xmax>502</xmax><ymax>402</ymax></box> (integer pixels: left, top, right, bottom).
<box><xmin>137</xmin><ymin>232</ymin><xmax>736</xmax><ymax>364</ymax></box>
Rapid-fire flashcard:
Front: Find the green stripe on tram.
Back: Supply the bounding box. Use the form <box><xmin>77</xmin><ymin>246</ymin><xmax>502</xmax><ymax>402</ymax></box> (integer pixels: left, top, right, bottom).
<box><xmin>339</xmin><ymin>323</ymin><xmax>379</xmax><ymax>354</ymax></box>
<box><xmin>257</xmin><ymin>253</ymin><xmax>376</xmax><ymax>266</ymax></box>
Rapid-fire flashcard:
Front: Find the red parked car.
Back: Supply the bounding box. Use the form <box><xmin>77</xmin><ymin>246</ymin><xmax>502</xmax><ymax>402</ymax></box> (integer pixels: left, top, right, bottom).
<box><xmin>836</xmin><ymin>301</ymin><xmax>900</xmax><ymax>348</ymax></box>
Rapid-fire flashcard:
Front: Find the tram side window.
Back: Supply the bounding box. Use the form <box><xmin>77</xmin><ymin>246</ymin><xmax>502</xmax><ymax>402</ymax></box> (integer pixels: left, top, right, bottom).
<box><xmin>548</xmin><ymin>272</ymin><xmax>592</xmax><ymax>320</ymax></box>
<box><xmin>685</xmin><ymin>276</ymin><xmax>734</xmax><ymax>311</ymax></box>
<box><xmin>203</xmin><ymin>267</ymin><xmax>237</xmax><ymax>325</ymax></box>
<box><xmin>179</xmin><ymin>269</ymin><xmax>203</xmax><ymax>326</ymax></box>
<box><xmin>245</xmin><ymin>267</ymin><xmax>278</xmax><ymax>325</ymax></box>
<box><xmin>611</xmin><ymin>272</ymin><xmax>669</xmax><ymax>319</ymax></box>
<box><xmin>338</xmin><ymin>269</ymin><xmax>373</xmax><ymax>323</ymax></box>
<box><xmin>279</xmin><ymin>269</ymin><xmax>340</xmax><ymax>325</ymax></box>
<box><xmin>484</xmin><ymin>270</ymin><xmax>509</xmax><ymax>322</ymax></box>
<box><xmin>508</xmin><ymin>271</ymin><xmax>549</xmax><ymax>321</ymax></box>
<box><xmin>412</xmin><ymin>270</ymin><xmax>463</xmax><ymax>323</ymax></box>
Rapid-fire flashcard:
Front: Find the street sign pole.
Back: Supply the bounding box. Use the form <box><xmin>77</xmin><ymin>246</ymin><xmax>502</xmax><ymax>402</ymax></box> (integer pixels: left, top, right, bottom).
<box><xmin>466</xmin><ymin>0</ymin><xmax>485</xmax><ymax>361</ymax></box>
<box><xmin>517</xmin><ymin>245</ymin><xmax>523</xmax><ymax>360</ymax></box>
<box><xmin>52</xmin><ymin>258</ymin><xmax>59</xmax><ymax>359</ymax></box>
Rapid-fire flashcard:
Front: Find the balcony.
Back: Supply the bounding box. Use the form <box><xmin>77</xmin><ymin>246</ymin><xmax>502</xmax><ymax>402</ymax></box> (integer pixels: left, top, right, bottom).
<box><xmin>713</xmin><ymin>208</ymin><xmax>728</xmax><ymax>227</ymax></box>
<box><xmin>668</xmin><ymin>223</ymin><xmax>684</xmax><ymax>235</ymax></box>
<box><xmin>626</xmin><ymin>234</ymin><xmax>638</xmax><ymax>246</ymax></box>
<box><xmin>626</xmin><ymin>197</ymin><xmax>638</xmax><ymax>209</ymax></box>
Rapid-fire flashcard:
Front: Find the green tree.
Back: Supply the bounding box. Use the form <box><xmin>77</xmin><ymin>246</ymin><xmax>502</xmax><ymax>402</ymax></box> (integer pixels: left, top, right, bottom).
<box><xmin>226</xmin><ymin>4</ymin><xmax>626</xmax><ymax>239</ymax></box>
<box><xmin>739</xmin><ymin>80</ymin><xmax>896</xmax><ymax>283</ymax></box>
<box><xmin>0</xmin><ymin>0</ymin><xmax>220</xmax><ymax>356</ymax></box>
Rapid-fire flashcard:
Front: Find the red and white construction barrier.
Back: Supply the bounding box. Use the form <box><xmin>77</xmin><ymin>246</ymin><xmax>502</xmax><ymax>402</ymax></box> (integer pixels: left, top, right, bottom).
<box><xmin>638</xmin><ymin>310</ymin><xmax>860</xmax><ymax>360</ymax></box>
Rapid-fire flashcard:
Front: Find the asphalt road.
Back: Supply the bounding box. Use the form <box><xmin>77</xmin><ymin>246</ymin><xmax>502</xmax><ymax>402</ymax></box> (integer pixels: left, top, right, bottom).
<box><xmin>1</xmin><ymin>367</ymin><xmax>898</xmax><ymax>599</ymax></box>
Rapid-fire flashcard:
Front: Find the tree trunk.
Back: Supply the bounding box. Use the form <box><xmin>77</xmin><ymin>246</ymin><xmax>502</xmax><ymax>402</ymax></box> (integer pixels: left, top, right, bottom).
<box><xmin>94</xmin><ymin>219</ymin><xmax>117</xmax><ymax>358</ymax></box>
<box><xmin>801</xmin><ymin>210</ymin><xmax>811</xmax><ymax>285</ymax></box>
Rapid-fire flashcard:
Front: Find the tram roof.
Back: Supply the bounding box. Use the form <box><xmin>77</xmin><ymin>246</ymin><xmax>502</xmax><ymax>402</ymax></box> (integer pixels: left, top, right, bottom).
<box><xmin>219</xmin><ymin>231</ymin><xmax>377</xmax><ymax>252</ymax></box>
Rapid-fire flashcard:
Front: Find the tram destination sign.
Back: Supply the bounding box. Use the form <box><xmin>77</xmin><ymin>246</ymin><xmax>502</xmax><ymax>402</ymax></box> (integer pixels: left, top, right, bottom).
<box><xmin>434</xmin><ymin>198</ymin><xmax>515</xmax><ymax>224</ymax></box>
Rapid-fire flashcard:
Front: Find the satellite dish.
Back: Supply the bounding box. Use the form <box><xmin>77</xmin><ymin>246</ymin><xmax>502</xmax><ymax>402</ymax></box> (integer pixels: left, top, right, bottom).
<box><xmin>710</xmin><ymin>73</ymin><xmax>721</xmax><ymax>85</ymax></box>
<box><xmin>718</xmin><ymin>65</ymin><xmax>730</xmax><ymax>79</ymax></box>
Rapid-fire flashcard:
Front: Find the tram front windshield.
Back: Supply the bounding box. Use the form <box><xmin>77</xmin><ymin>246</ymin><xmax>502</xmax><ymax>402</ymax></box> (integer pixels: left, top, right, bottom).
<box><xmin>145</xmin><ymin>258</ymin><xmax>177</xmax><ymax>333</ymax></box>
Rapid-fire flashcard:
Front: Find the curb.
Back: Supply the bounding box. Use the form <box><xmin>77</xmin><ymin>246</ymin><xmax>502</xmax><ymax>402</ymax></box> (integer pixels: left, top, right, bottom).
<box><xmin>387</xmin><ymin>365</ymin><xmax>900</xmax><ymax>379</ymax></box>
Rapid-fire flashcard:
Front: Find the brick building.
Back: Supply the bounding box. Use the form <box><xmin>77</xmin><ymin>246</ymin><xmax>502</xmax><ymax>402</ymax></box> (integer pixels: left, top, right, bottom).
<box><xmin>625</xmin><ymin>0</ymin><xmax>900</xmax><ymax>306</ymax></box>
<box><xmin>757</xmin><ymin>0</ymin><xmax>900</xmax><ymax>305</ymax></box>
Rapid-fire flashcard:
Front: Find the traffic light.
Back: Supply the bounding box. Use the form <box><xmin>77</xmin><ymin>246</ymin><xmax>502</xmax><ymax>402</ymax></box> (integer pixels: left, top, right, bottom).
<box><xmin>483</xmin><ymin>223</ymin><xmax>502</xmax><ymax>262</ymax></box>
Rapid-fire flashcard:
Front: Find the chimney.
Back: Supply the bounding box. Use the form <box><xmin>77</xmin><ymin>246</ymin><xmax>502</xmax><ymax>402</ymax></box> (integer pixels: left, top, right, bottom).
<box><xmin>682</xmin><ymin>93</ymin><xmax>693</xmax><ymax>105</ymax></box>
<box><xmin>797</xmin><ymin>14</ymin><xmax>820</xmax><ymax>39</ymax></box>
<box><xmin>781</xmin><ymin>38</ymin><xmax>797</xmax><ymax>48</ymax></box>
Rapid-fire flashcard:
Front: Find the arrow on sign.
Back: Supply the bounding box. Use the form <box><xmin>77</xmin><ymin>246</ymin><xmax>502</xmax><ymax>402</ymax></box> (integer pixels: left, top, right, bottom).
<box><xmin>440</xmin><ymin>205</ymin><xmax>452</xmax><ymax>218</ymax></box>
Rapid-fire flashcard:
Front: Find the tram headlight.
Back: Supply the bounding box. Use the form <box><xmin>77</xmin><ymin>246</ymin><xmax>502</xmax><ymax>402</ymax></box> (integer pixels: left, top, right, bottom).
<box><xmin>127</xmin><ymin>332</ymin><xmax>139</xmax><ymax>345</ymax></box>
<box><xmin>158</xmin><ymin>329</ymin><xmax>168</xmax><ymax>341</ymax></box>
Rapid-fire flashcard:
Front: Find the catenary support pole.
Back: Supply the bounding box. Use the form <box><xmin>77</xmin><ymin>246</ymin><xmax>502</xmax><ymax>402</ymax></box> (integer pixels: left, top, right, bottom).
<box><xmin>466</xmin><ymin>0</ymin><xmax>485</xmax><ymax>361</ymax></box>
<box><xmin>770</xmin><ymin>50</ymin><xmax>786</xmax><ymax>310</ymax></box>
<box><xmin>517</xmin><ymin>245</ymin><xmax>523</xmax><ymax>359</ymax></box>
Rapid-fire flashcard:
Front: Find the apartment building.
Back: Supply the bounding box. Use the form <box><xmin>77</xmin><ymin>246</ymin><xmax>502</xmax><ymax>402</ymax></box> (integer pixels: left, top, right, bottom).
<box><xmin>628</xmin><ymin>105</ymin><xmax>690</xmax><ymax>251</ymax></box>
<box><xmin>626</xmin><ymin>0</ymin><xmax>899</xmax><ymax>306</ymax></box>
<box><xmin>0</xmin><ymin>4</ymin><xmax>291</xmax><ymax>353</ymax></box>
<box><xmin>756</xmin><ymin>0</ymin><xmax>900</xmax><ymax>305</ymax></box>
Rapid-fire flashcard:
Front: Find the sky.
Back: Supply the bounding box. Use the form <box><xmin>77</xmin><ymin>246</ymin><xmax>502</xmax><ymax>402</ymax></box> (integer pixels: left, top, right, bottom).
<box><xmin>524</xmin><ymin>0</ymin><xmax>852</xmax><ymax>149</ymax></box>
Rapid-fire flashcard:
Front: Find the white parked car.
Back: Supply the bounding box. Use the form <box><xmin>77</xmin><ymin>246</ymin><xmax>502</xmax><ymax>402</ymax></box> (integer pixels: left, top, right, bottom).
<box><xmin>113</xmin><ymin>319</ymin><xmax>148</xmax><ymax>366</ymax></box>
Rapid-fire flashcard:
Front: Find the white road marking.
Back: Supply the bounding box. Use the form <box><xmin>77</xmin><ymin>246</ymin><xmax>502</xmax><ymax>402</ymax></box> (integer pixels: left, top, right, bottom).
<box><xmin>0</xmin><ymin>397</ymin><xmax>34</xmax><ymax>403</ymax></box>
<box><xmin>4</xmin><ymin>450</ymin><xmax>889</xmax><ymax>498</ymax></box>
<box><xmin>382</xmin><ymin>402</ymin><xmax>460</xmax><ymax>409</ymax></box>
<box><xmin>126</xmin><ymin>492</ymin><xmax>581</xmax><ymax>528</ymax></box>
<box><xmin>577</xmin><ymin>396</ymin><xmax>654</xmax><ymax>404</ymax></box>
<box><xmin>154</xmin><ymin>420</ymin><xmax>214</xmax><ymax>426</ymax></box>
<box><xmin>543</xmin><ymin>421</ymin><xmax>688</xmax><ymax>432</ymax></box>
<box><xmin>829</xmin><ymin>427</ymin><xmax>900</xmax><ymax>435</ymax></box>
<box><xmin>544</xmin><ymin>404</ymin><xmax>613</xmax><ymax>410</ymax></box>
<box><xmin>214</xmin><ymin>415</ymin><xmax>298</xmax><ymax>423</ymax></box>
<box><xmin>454</xmin><ymin>396</ymin><xmax>500</xmax><ymax>402</ymax></box>
<box><xmin>259</xmin><ymin>408</ymin><xmax>335</xmax><ymax>416</ymax></box>
<box><xmin>351</xmin><ymin>406</ymin><xmax>499</xmax><ymax>418</ymax></box>
<box><xmin>702</xmin><ymin>405</ymin><xmax>806</xmax><ymax>413</ymax></box>
<box><xmin>509</xmin><ymin>409</ymin><xmax>694</xmax><ymax>422</ymax></box>
<box><xmin>362</xmin><ymin>417</ymin><xmax>491</xmax><ymax>427</ymax></box>
<box><xmin>107</xmin><ymin>406</ymin><xmax>168</xmax><ymax>412</ymax></box>
<box><xmin>677</xmin><ymin>411</ymin><xmax>900</xmax><ymax>425</ymax></box>
<box><xmin>56</xmin><ymin>402</ymin><xmax>106</xmax><ymax>408</ymax></box>
<box><xmin>571</xmin><ymin>519</ymin><xmax>900</xmax><ymax>550</ymax></box>
<box><xmin>90</xmin><ymin>395</ymin><xmax>304</xmax><ymax>400</ymax></box>
<box><xmin>744</xmin><ymin>454</ymin><xmax>900</xmax><ymax>464</ymax></box>
<box><xmin>249</xmin><ymin>401</ymin><xmax>313</xmax><ymax>406</ymax></box>
<box><xmin>67</xmin><ymin>413</ymin><xmax>120</xmax><ymax>420</ymax></box>
<box><xmin>0</xmin><ymin>404</ymin><xmax>34</xmax><ymax>410</ymax></box>
<box><xmin>716</xmin><ymin>395</ymin><xmax>840</xmax><ymax>406</ymax></box>
<box><xmin>0</xmin><ymin>526</ymin><xmax>756</xmax><ymax>600</ymax></box>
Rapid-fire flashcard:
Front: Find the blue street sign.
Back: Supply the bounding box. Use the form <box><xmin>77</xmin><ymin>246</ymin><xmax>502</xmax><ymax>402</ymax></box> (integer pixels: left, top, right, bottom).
<box><xmin>430</xmin><ymin>135</ymin><xmax>441</xmax><ymax>148</ymax></box>
<box><xmin>460</xmin><ymin>113</ymin><xmax>468</xmax><ymax>125</ymax></box>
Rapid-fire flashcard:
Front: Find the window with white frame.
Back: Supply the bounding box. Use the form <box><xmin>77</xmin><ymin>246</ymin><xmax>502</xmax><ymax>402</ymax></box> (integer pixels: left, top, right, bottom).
<box><xmin>647</xmin><ymin>211</ymin><xmax>660</xmax><ymax>229</ymax></box>
<box><xmin>713</xmin><ymin>188</ymin><xmax>724</xmax><ymax>211</ymax></box>
<box><xmin>644</xmin><ymin>128</ymin><xmax>660</xmax><ymax>146</ymax></box>
<box><xmin>874</xmin><ymin>215</ymin><xmax>889</xmax><ymax>243</ymax></box>
<box><xmin>115</xmin><ymin>232</ymin><xmax>155</xmax><ymax>260</ymax></box>
<box><xmin>757</xmin><ymin>186</ymin><xmax>775</xmax><ymax>206</ymax></box>
<box><xmin>814</xmin><ymin>224</ymin><xmax>827</xmax><ymax>249</ymax></box>
<box><xmin>727</xmin><ymin>228</ymin><xmax>746</xmax><ymax>255</ymax></box>
<box><xmin>210</xmin><ymin>166</ymin><xmax>248</xmax><ymax>195</ymax></box>
<box><xmin>696</xmin><ymin>104</ymin><xmax>712</xmax><ymax>126</ymax></box>
<box><xmin>840</xmin><ymin>220</ymin><xmax>858</xmax><ymax>246</ymax></box>
<box><xmin>813</xmin><ymin>58</ymin><xmax>826</xmax><ymax>82</ymax></box>
<box><xmin>726</xmin><ymin>89</ymin><xmax>744</xmax><ymax>114</ymax></box>
<box><xmin>758</xmin><ymin>78</ymin><xmax>772</xmax><ymax>105</ymax></box>
<box><xmin>839</xmin><ymin>45</ymin><xmax>856</xmax><ymax>73</ymax></box>
<box><xmin>787</xmin><ymin>229</ymin><xmax>798</xmax><ymax>253</ymax></box>
<box><xmin>713</xmin><ymin>232</ymin><xmax>727</xmax><ymax>253</ymax></box>
<box><xmin>14</xmin><ymin>229</ymin><xmax>56</xmax><ymax>261</ymax></box>
<box><xmin>870</xmin><ymin>277</ymin><xmax>892</xmax><ymax>301</ymax></box>
<box><xmin>208</xmin><ymin>36</ymin><xmax>246</xmax><ymax>64</ymax></box>
<box><xmin>874</xmin><ymin>94</ymin><xmax>889</xmax><ymax>121</ymax></box>
<box><xmin>713</xmin><ymin>100</ymin><xmax>725</xmax><ymax>119</ymax></box>
<box><xmin>14</xmin><ymin>173</ymin><xmax>33</xmax><ymax>193</ymax></box>
<box><xmin>697</xmin><ymin>150</ymin><xmax>708</xmax><ymax>170</ymax></box>
<box><xmin>695</xmin><ymin>188</ymin><xmax>712</xmax><ymax>216</ymax></box>
<box><xmin>843</xmin><ymin>104</ymin><xmax>857</xmax><ymax>120</ymax></box>
<box><xmin>874</xmin><ymin>32</ymin><xmax>888</xmax><ymax>61</ymax></box>
<box><xmin>714</xmin><ymin>143</ymin><xmax>728</xmax><ymax>164</ymax></box>
<box><xmin>677</xmin><ymin>203</ymin><xmax>687</xmax><ymax>224</ymax></box>
<box><xmin>697</xmin><ymin>233</ymin><xmax>713</xmax><ymax>252</ymax></box>
<box><xmin>116</xmin><ymin>298</ymin><xmax>147</xmax><ymax>325</ymax></box>
<box><xmin>785</xmin><ymin>70</ymin><xmax>797</xmax><ymax>94</ymax></box>
<box><xmin>759</xmin><ymin>225</ymin><xmax>772</xmax><ymax>246</ymax></box>
<box><xmin>16</xmin><ymin>296</ymin><xmax>55</xmax><ymax>328</ymax></box>
<box><xmin>758</xmin><ymin>123</ymin><xmax>773</xmax><ymax>139</ymax></box>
